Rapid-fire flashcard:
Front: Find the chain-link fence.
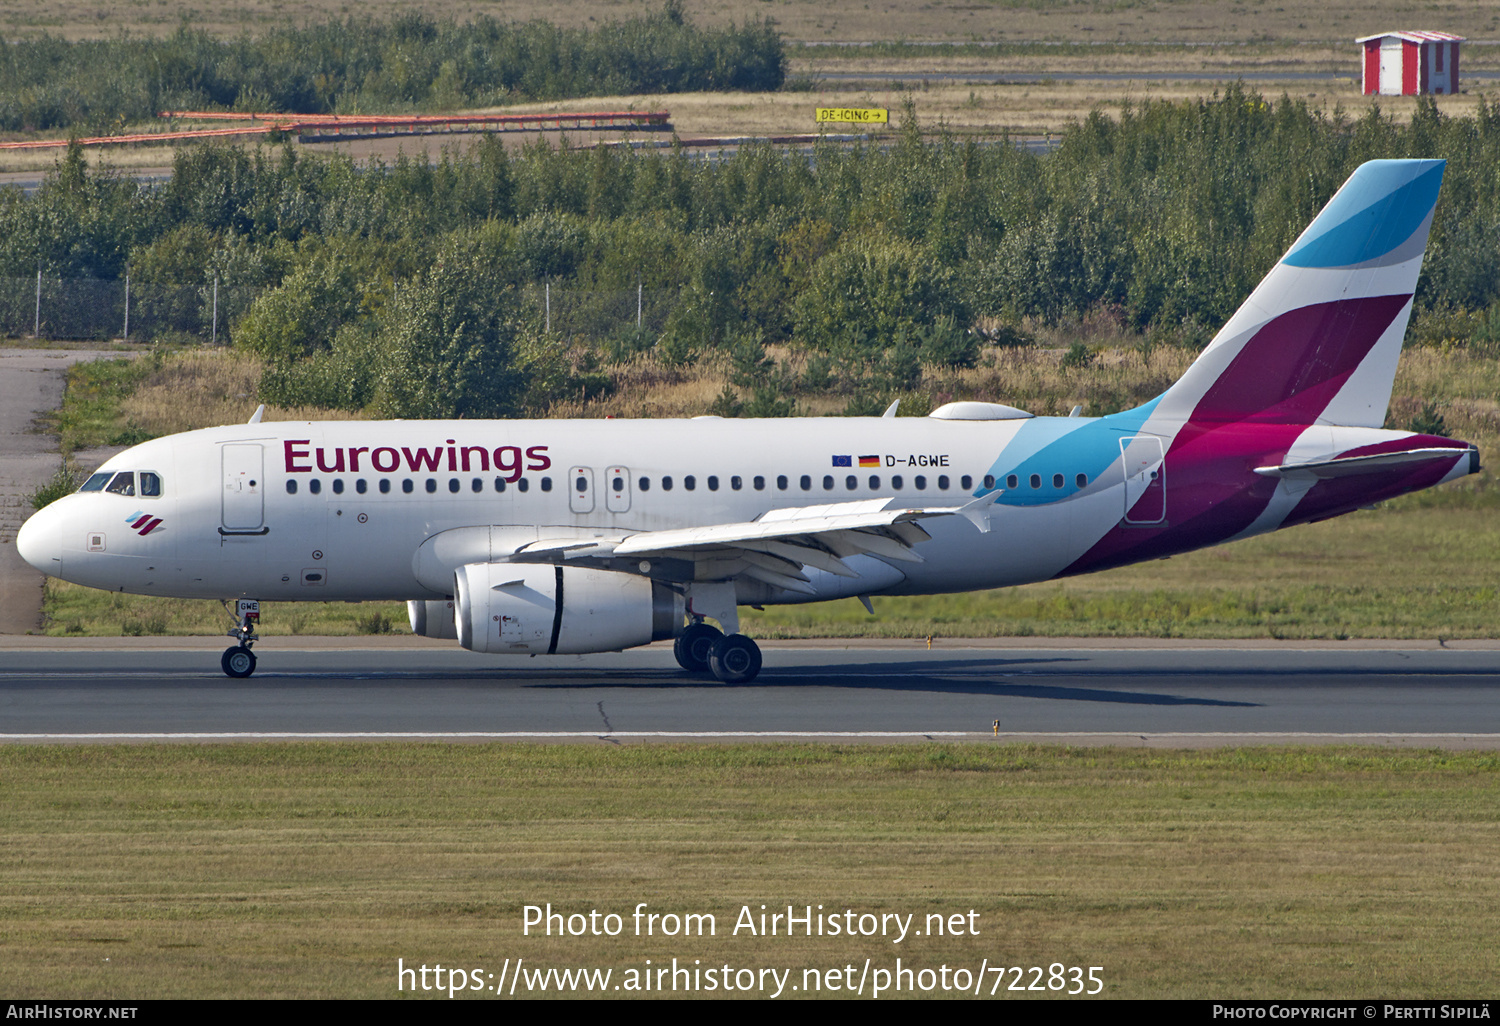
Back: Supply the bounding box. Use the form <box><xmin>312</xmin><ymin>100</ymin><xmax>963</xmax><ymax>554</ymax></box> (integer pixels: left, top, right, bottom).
<box><xmin>0</xmin><ymin>274</ymin><xmax>264</xmax><ymax>342</ymax></box>
<box><xmin>1</xmin><ymin>274</ymin><xmax>683</xmax><ymax>344</ymax></box>
<box><xmin>518</xmin><ymin>282</ymin><xmax>680</xmax><ymax>341</ymax></box>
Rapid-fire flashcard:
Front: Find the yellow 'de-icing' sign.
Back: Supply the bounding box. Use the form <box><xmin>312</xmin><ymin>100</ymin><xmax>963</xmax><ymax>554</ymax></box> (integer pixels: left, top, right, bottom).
<box><xmin>816</xmin><ymin>108</ymin><xmax>889</xmax><ymax>124</ymax></box>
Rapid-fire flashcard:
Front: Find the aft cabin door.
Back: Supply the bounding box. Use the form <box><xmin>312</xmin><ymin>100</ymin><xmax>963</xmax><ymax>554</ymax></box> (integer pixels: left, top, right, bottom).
<box><xmin>222</xmin><ymin>443</ymin><xmax>265</xmax><ymax>531</ymax></box>
<box><xmin>1120</xmin><ymin>435</ymin><xmax>1165</xmax><ymax>525</ymax></box>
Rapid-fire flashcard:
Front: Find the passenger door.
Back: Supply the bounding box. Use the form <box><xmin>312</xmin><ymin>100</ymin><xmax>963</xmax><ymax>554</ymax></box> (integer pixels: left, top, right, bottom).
<box><xmin>221</xmin><ymin>443</ymin><xmax>266</xmax><ymax>533</ymax></box>
<box><xmin>1120</xmin><ymin>435</ymin><xmax>1166</xmax><ymax>525</ymax></box>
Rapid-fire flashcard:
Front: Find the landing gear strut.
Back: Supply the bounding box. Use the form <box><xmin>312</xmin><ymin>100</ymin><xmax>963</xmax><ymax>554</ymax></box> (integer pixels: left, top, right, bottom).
<box><xmin>221</xmin><ymin>599</ymin><xmax>260</xmax><ymax>678</ymax></box>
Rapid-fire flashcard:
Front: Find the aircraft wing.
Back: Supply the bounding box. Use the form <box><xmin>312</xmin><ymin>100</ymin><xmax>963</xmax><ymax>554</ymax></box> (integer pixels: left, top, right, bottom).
<box><xmin>497</xmin><ymin>492</ymin><xmax>1000</xmax><ymax>595</ymax></box>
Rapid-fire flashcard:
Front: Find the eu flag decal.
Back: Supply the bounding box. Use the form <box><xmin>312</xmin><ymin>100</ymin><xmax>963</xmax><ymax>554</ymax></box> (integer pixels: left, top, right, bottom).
<box><xmin>831</xmin><ymin>455</ymin><xmax>852</xmax><ymax>467</ymax></box>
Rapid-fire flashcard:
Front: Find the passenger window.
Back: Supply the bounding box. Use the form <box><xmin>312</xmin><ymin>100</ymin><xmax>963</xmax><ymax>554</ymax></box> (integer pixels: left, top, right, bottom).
<box><xmin>286</xmin><ymin>480</ymin><xmax>298</xmax><ymax>495</ymax></box>
<box><xmin>575</xmin><ymin>475</ymin><xmax>588</xmax><ymax>493</ymax></box>
<box><xmin>105</xmin><ymin>472</ymin><xmax>135</xmax><ymax>496</ymax></box>
<box><xmin>938</xmin><ymin>475</ymin><xmax>950</xmax><ymax>490</ymax></box>
<box><xmin>309</xmin><ymin>479</ymin><xmax>322</xmax><ymax>495</ymax></box>
<box><xmin>822</xmin><ymin>475</ymin><xmax>834</xmax><ymax>490</ymax></box>
<box><xmin>869</xmin><ymin>475</ymin><xmax>880</xmax><ymax>489</ymax></box>
<box><xmin>961</xmin><ymin>475</ymin><xmax>972</xmax><ymax>490</ymax></box>
<box><xmin>356</xmin><ymin>479</ymin><xmax>368</xmax><ymax>494</ymax></box>
<box><xmin>776</xmin><ymin>475</ymin><xmax>788</xmax><ymax>490</ymax></box>
<box><xmin>402</xmin><ymin>479</ymin><xmax>414</xmax><ymax>494</ymax></box>
<box><xmin>984</xmin><ymin>475</ymin><xmax>996</xmax><ymax>489</ymax></box>
<box><xmin>754</xmin><ymin>476</ymin><xmax>765</xmax><ymax>491</ymax></box>
<box><xmin>708</xmin><ymin>475</ymin><xmax>720</xmax><ymax>491</ymax></box>
<box><xmin>494</xmin><ymin>477</ymin><xmax>507</xmax><ymax>493</ymax></box>
<box><xmin>426</xmin><ymin>479</ymin><xmax>437</xmax><ymax>493</ymax></box>
<box><xmin>448</xmin><ymin>478</ymin><xmax>460</xmax><ymax>493</ymax></box>
<box><xmin>800</xmin><ymin>475</ymin><xmax>812</xmax><ymax>491</ymax></box>
<box><xmin>892</xmin><ymin>475</ymin><xmax>903</xmax><ymax>489</ymax></box>
<box><xmin>662</xmin><ymin>476</ymin><xmax>673</xmax><ymax>491</ymax></box>
<box><xmin>730</xmin><ymin>476</ymin><xmax>742</xmax><ymax>491</ymax></box>
<box><xmin>518</xmin><ymin>478</ymin><xmax>530</xmax><ymax>492</ymax></box>
<box><xmin>915</xmin><ymin>475</ymin><xmax>927</xmax><ymax>490</ymax></box>
<box><xmin>80</xmin><ymin>472</ymin><xmax>111</xmax><ymax>492</ymax></box>
<box><xmin>684</xmin><ymin>475</ymin><xmax>696</xmax><ymax>491</ymax></box>
<box><xmin>845</xmin><ymin>475</ymin><xmax>857</xmax><ymax>490</ymax></box>
<box><xmin>638</xmin><ymin>477</ymin><xmax>650</xmax><ymax>492</ymax></box>
<box><xmin>612</xmin><ymin>475</ymin><xmax>624</xmax><ymax>492</ymax></box>
<box><xmin>1076</xmin><ymin>473</ymin><xmax>1088</xmax><ymax>488</ymax></box>
<box><xmin>333</xmin><ymin>479</ymin><xmax>345</xmax><ymax>494</ymax></box>
<box><xmin>139</xmin><ymin>472</ymin><xmax>162</xmax><ymax>497</ymax></box>
<box><xmin>540</xmin><ymin>477</ymin><xmax>552</xmax><ymax>492</ymax></box>
<box><xmin>379</xmin><ymin>479</ymin><xmax>390</xmax><ymax>494</ymax></box>
<box><xmin>1030</xmin><ymin>474</ymin><xmax>1041</xmax><ymax>489</ymax></box>
<box><xmin>1053</xmin><ymin>473</ymin><xmax>1064</xmax><ymax>489</ymax></box>
<box><xmin>1007</xmin><ymin>474</ymin><xmax>1019</xmax><ymax>489</ymax></box>
<box><xmin>472</xmin><ymin>478</ymin><xmax>483</xmax><ymax>493</ymax></box>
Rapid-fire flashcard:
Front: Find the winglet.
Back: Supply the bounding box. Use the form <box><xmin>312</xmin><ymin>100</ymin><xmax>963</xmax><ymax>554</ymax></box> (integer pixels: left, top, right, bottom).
<box><xmin>247</xmin><ymin>404</ymin><xmax>265</xmax><ymax>425</ymax></box>
<box><xmin>882</xmin><ymin>399</ymin><xmax>900</xmax><ymax>418</ymax></box>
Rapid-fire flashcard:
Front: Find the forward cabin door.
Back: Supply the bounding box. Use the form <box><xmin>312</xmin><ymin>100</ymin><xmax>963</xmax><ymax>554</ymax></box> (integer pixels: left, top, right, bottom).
<box><xmin>1120</xmin><ymin>435</ymin><xmax>1166</xmax><ymax>525</ymax></box>
<box><xmin>221</xmin><ymin>443</ymin><xmax>266</xmax><ymax>533</ymax></box>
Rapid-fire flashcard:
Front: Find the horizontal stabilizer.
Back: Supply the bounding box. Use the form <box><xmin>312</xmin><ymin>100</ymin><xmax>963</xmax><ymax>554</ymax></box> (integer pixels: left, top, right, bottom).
<box><xmin>1254</xmin><ymin>447</ymin><xmax>1470</xmax><ymax>479</ymax></box>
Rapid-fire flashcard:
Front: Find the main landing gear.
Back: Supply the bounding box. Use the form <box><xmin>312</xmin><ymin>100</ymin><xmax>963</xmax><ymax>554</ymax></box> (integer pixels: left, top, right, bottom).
<box><xmin>673</xmin><ymin>620</ymin><xmax>762</xmax><ymax>684</ymax></box>
<box><xmin>221</xmin><ymin>600</ymin><xmax>260</xmax><ymax>678</ymax></box>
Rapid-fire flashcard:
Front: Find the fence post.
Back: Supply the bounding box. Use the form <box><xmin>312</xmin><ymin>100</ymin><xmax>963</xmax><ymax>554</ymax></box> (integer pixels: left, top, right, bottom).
<box><xmin>212</xmin><ymin>276</ymin><xmax>219</xmax><ymax>345</ymax></box>
<box><xmin>34</xmin><ymin>268</ymin><xmax>40</xmax><ymax>338</ymax></box>
<box><xmin>545</xmin><ymin>281</ymin><xmax>550</xmax><ymax>334</ymax></box>
<box><xmin>123</xmin><ymin>272</ymin><xmax>130</xmax><ymax>340</ymax></box>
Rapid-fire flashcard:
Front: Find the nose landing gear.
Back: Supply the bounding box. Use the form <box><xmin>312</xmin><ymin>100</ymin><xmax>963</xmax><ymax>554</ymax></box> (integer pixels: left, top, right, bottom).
<box><xmin>221</xmin><ymin>599</ymin><xmax>260</xmax><ymax>678</ymax></box>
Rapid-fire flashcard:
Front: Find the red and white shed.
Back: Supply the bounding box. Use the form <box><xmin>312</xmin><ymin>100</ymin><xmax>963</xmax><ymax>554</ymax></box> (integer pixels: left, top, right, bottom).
<box><xmin>1358</xmin><ymin>31</ymin><xmax>1465</xmax><ymax>96</ymax></box>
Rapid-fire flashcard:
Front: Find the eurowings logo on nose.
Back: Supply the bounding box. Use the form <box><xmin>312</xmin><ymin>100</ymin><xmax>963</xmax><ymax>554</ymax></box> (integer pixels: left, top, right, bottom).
<box><xmin>125</xmin><ymin>511</ymin><xmax>163</xmax><ymax>536</ymax></box>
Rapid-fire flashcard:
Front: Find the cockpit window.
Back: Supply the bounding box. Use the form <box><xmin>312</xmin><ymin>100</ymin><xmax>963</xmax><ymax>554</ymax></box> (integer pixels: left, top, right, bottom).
<box><xmin>104</xmin><ymin>472</ymin><xmax>135</xmax><ymax>496</ymax></box>
<box><xmin>79</xmin><ymin>472</ymin><xmax>112</xmax><ymax>492</ymax></box>
<box><xmin>139</xmin><ymin>472</ymin><xmax>162</xmax><ymax>497</ymax></box>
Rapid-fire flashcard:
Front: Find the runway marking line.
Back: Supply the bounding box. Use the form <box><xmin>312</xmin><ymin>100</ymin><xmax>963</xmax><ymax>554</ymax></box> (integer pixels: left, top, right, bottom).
<box><xmin>3</xmin><ymin>731</ymin><xmax>1500</xmax><ymax>741</ymax></box>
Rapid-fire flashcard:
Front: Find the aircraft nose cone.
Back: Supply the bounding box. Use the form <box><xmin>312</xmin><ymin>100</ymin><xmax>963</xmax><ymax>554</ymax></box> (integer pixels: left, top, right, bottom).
<box><xmin>16</xmin><ymin>504</ymin><xmax>64</xmax><ymax>575</ymax></box>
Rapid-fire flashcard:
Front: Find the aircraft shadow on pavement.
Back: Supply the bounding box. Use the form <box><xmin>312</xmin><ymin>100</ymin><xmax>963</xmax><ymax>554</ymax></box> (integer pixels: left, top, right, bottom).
<box><xmin>523</xmin><ymin>658</ymin><xmax>1262</xmax><ymax>707</ymax></box>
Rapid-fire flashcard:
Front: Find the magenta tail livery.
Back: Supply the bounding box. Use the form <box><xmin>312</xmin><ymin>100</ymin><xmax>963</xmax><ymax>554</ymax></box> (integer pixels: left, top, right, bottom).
<box><xmin>16</xmin><ymin>160</ymin><xmax>1477</xmax><ymax>681</ymax></box>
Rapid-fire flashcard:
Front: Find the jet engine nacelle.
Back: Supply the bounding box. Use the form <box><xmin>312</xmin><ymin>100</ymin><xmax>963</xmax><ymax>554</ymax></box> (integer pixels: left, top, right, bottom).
<box><xmin>407</xmin><ymin>599</ymin><xmax>459</xmax><ymax>640</ymax></box>
<box><xmin>454</xmin><ymin>563</ymin><xmax>684</xmax><ymax>655</ymax></box>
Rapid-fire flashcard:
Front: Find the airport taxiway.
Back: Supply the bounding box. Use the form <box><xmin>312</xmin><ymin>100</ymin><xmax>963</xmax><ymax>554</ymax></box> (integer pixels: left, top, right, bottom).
<box><xmin>1</xmin><ymin>639</ymin><xmax>1498</xmax><ymax>746</ymax></box>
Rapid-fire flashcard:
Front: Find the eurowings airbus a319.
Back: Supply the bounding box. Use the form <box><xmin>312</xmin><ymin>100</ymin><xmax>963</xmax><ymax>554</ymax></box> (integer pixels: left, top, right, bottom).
<box><xmin>15</xmin><ymin>159</ymin><xmax>1478</xmax><ymax>682</ymax></box>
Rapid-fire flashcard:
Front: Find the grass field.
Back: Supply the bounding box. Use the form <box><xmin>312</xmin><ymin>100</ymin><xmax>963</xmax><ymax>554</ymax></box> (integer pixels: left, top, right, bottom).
<box><xmin>1</xmin><ymin>743</ymin><xmax>1495</xmax><ymax>999</ymax></box>
<box><xmin>10</xmin><ymin>0</ymin><xmax>1500</xmax><ymax>44</ymax></box>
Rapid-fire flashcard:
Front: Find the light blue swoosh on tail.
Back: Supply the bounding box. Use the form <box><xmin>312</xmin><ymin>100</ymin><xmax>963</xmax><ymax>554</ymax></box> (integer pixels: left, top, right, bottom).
<box><xmin>1282</xmin><ymin>160</ymin><xmax>1444</xmax><ymax>269</ymax></box>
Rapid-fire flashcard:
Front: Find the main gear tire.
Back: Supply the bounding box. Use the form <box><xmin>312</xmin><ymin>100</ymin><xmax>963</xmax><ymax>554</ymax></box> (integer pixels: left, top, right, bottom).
<box><xmin>673</xmin><ymin>622</ymin><xmax>723</xmax><ymax>673</ymax></box>
<box><xmin>708</xmin><ymin>634</ymin><xmax>762</xmax><ymax>684</ymax></box>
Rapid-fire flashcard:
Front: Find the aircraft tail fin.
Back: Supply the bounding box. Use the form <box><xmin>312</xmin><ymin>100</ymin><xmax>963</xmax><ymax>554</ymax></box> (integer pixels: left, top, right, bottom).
<box><xmin>1150</xmin><ymin>159</ymin><xmax>1444</xmax><ymax>430</ymax></box>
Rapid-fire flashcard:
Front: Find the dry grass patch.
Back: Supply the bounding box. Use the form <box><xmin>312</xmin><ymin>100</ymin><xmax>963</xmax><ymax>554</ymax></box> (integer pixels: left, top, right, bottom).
<box><xmin>12</xmin><ymin>0</ymin><xmax>1500</xmax><ymax>44</ymax></box>
<box><xmin>118</xmin><ymin>350</ymin><xmax>363</xmax><ymax>438</ymax></box>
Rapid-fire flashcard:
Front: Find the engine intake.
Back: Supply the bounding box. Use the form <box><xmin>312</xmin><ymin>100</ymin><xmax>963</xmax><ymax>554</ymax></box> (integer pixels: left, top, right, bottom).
<box><xmin>454</xmin><ymin>564</ymin><xmax>683</xmax><ymax>655</ymax></box>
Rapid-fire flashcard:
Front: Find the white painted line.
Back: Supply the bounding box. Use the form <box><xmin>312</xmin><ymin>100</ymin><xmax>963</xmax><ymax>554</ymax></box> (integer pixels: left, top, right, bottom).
<box><xmin>1</xmin><ymin>731</ymin><xmax>1499</xmax><ymax>741</ymax></box>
